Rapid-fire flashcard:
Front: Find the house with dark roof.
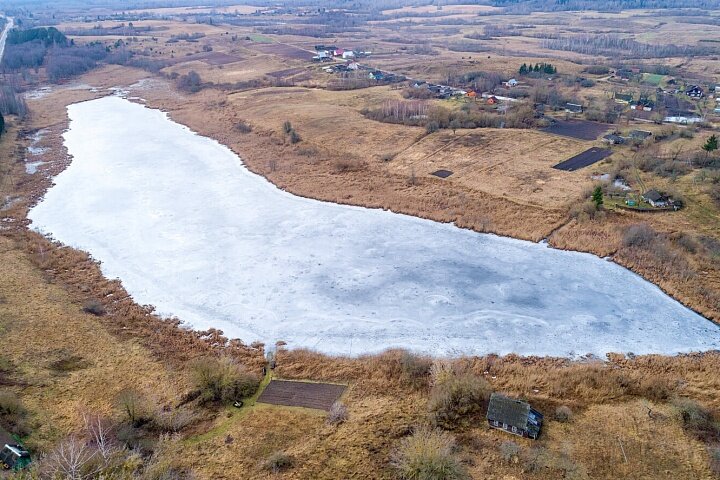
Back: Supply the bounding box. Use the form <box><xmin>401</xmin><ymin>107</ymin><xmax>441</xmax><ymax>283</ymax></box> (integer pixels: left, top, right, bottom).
<box><xmin>486</xmin><ymin>393</ymin><xmax>543</xmax><ymax>440</ymax></box>
<box><xmin>685</xmin><ymin>85</ymin><xmax>704</xmax><ymax>99</ymax></box>
<box><xmin>642</xmin><ymin>189</ymin><xmax>670</xmax><ymax>207</ymax></box>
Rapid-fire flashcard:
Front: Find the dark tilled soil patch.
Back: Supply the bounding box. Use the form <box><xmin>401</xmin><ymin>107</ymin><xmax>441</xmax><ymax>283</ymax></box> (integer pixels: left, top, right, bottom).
<box><xmin>257</xmin><ymin>380</ymin><xmax>346</xmax><ymax>411</ymax></box>
<box><xmin>553</xmin><ymin>147</ymin><xmax>613</xmax><ymax>171</ymax></box>
<box><xmin>542</xmin><ymin>119</ymin><xmax>611</xmax><ymax>140</ymax></box>
<box><xmin>431</xmin><ymin>169</ymin><xmax>453</xmax><ymax>178</ymax></box>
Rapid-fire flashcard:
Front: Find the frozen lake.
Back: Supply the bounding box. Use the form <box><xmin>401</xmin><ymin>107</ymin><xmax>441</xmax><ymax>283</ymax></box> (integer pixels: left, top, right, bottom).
<box><xmin>29</xmin><ymin>96</ymin><xmax>720</xmax><ymax>357</ymax></box>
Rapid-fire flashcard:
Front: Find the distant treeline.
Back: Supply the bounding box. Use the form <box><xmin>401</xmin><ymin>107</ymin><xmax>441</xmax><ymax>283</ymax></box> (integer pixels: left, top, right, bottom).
<box><xmin>7</xmin><ymin>26</ymin><xmax>67</xmax><ymax>46</ymax></box>
<box><xmin>491</xmin><ymin>0</ymin><xmax>720</xmax><ymax>12</ymax></box>
<box><xmin>542</xmin><ymin>35</ymin><xmax>720</xmax><ymax>58</ymax></box>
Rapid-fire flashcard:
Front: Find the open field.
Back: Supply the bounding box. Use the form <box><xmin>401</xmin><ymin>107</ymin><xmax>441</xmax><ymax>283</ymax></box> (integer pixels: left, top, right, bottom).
<box><xmin>389</xmin><ymin>129</ymin><xmax>589</xmax><ymax>207</ymax></box>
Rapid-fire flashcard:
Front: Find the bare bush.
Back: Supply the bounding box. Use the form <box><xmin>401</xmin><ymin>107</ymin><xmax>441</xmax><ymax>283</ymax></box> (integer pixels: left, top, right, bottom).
<box><xmin>622</xmin><ymin>223</ymin><xmax>656</xmax><ymax>248</ymax></box>
<box><xmin>554</xmin><ymin>405</ymin><xmax>573</xmax><ymax>422</ymax></box>
<box><xmin>152</xmin><ymin>408</ymin><xmax>196</xmax><ymax>433</ymax></box>
<box><xmin>289</xmin><ymin>129</ymin><xmax>301</xmax><ymax>144</ymax></box>
<box><xmin>429</xmin><ymin>359</ymin><xmax>455</xmax><ymax>388</ymax></box>
<box><xmin>177</xmin><ymin>71</ymin><xmax>203</xmax><ymax>93</ymax></box>
<box><xmin>399</xmin><ymin>351</ymin><xmax>432</xmax><ymax>390</ymax></box>
<box><xmin>235</xmin><ymin>120</ymin><xmax>252</xmax><ymax>133</ymax></box>
<box><xmin>392</xmin><ymin>427</ymin><xmax>467</xmax><ymax>480</ymax></box>
<box><xmin>191</xmin><ymin>356</ymin><xmax>260</xmax><ymax>405</ymax></box>
<box><xmin>327</xmin><ymin>401</ymin><xmax>348</xmax><ymax>425</ymax></box>
<box><xmin>499</xmin><ymin>440</ymin><xmax>520</xmax><ymax>462</ymax></box>
<box><xmin>710</xmin><ymin>446</ymin><xmax>720</xmax><ymax>476</ymax></box>
<box><xmin>262</xmin><ymin>451</ymin><xmax>294</xmax><ymax>473</ymax></box>
<box><xmin>116</xmin><ymin>388</ymin><xmax>150</xmax><ymax>427</ymax></box>
<box><xmin>428</xmin><ymin>373</ymin><xmax>491</xmax><ymax>429</ymax></box>
<box><xmin>82</xmin><ymin>299</ymin><xmax>106</xmax><ymax>316</ymax></box>
<box><xmin>334</xmin><ymin>158</ymin><xmax>366</xmax><ymax>173</ymax></box>
<box><xmin>672</xmin><ymin>398</ymin><xmax>719</xmax><ymax>440</ymax></box>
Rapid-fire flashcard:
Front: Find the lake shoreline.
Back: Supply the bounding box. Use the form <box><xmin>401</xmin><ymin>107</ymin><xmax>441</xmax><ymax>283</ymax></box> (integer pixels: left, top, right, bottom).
<box><xmin>26</xmin><ymin>93</ymin><xmax>712</xmax><ymax>356</ymax></box>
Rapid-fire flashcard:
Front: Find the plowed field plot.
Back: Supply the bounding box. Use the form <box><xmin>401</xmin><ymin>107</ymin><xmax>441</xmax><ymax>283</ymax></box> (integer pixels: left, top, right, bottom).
<box><xmin>252</xmin><ymin>43</ymin><xmax>311</xmax><ymax>60</ymax></box>
<box><xmin>267</xmin><ymin>67</ymin><xmax>306</xmax><ymax>78</ymax></box>
<box><xmin>542</xmin><ymin>120</ymin><xmax>610</xmax><ymax>140</ymax></box>
<box><xmin>257</xmin><ymin>380</ymin><xmax>346</xmax><ymax>411</ymax></box>
<box><xmin>553</xmin><ymin>147</ymin><xmax>612</xmax><ymax>171</ymax></box>
<box><xmin>168</xmin><ymin>52</ymin><xmax>243</xmax><ymax>66</ymax></box>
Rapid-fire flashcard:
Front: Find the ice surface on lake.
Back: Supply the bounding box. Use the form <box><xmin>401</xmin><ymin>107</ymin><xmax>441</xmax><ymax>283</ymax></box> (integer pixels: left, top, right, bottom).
<box><xmin>28</xmin><ymin>97</ymin><xmax>720</xmax><ymax>357</ymax></box>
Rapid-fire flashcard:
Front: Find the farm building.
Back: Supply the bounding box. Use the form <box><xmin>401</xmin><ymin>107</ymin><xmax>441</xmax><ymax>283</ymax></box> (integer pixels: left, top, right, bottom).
<box><xmin>614</xmin><ymin>92</ymin><xmax>634</xmax><ymax>104</ymax></box>
<box><xmin>629</xmin><ymin>130</ymin><xmax>652</xmax><ymax>141</ymax></box>
<box><xmin>565</xmin><ymin>103</ymin><xmax>584</xmax><ymax>114</ymax></box>
<box><xmin>685</xmin><ymin>85</ymin><xmax>704</xmax><ymax>99</ymax></box>
<box><xmin>486</xmin><ymin>393</ymin><xmax>543</xmax><ymax>440</ymax></box>
<box><xmin>368</xmin><ymin>71</ymin><xmax>384</xmax><ymax>81</ymax></box>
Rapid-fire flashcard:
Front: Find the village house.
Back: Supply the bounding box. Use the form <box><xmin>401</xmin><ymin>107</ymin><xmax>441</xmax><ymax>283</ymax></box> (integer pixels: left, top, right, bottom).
<box><xmin>346</xmin><ymin>61</ymin><xmax>359</xmax><ymax>70</ymax></box>
<box><xmin>504</xmin><ymin>78</ymin><xmax>519</xmax><ymax>88</ymax></box>
<box><xmin>686</xmin><ymin>85</ymin><xmax>704</xmax><ymax>99</ymax></box>
<box><xmin>342</xmin><ymin>50</ymin><xmax>355</xmax><ymax>59</ymax></box>
<box><xmin>631</xmin><ymin>97</ymin><xmax>654</xmax><ymax>111</ymax></box>
<box><xmin>487</xmin><ymin>393</ymin><xmax>543</xmax><ymax>440</ymax></box>
<box><xmin>642</xmin><ymin>189</ymin><xmax>671</xmax><ymax>207</ymax></box>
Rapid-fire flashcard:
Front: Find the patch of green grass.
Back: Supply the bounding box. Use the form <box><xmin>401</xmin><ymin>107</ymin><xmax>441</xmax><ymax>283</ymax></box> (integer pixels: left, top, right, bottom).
<box><xmin>643</xmin><ymin>73</ymin><xmax>663</xmax><ymax>86</ymax></box>
<box><xmin>249</xmin><ymin>34</ymin><xmax>272</xmax><ymax>43</ymax></box>
<box><xmin>185</xmin><ymin>368</ymin><xmax>273</xmax><ymax>445</ymax></box>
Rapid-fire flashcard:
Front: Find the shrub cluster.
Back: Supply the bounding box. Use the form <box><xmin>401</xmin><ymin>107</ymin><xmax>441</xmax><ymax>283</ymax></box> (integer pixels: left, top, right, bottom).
<box><xmin>392</xmin><ymin>427</ymin><xmax>467</xmax><ymax>480</ymax></box>
<box><xmin>191</xmin><ymin>356</ymin><xmax>260</xmax><ymax>405</ymax></box>
<box><xmin>427</xmin><ymin>372</ymin><xmax>491</xmax><ymax>430</ymax></box>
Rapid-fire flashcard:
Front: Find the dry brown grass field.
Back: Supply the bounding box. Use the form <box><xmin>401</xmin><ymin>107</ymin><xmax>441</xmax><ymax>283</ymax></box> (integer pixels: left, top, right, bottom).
<box><xmin>3</xmin><ymin>3</ymin><xmax>720</xmax><ymax>479</ymax></box>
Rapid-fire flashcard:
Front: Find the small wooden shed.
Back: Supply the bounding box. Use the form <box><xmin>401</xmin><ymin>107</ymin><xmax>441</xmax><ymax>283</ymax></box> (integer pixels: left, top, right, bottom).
<box><xmin>486</xmin><ymin>393</ymin><xmax>543</xmax><ymax>440</ymax></box>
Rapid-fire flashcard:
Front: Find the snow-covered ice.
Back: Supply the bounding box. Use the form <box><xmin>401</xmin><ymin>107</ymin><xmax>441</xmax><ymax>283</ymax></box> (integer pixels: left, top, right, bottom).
<box><xmin>28</xmin><ymin>97</ymin><xmax>720</xmax><ymax>357</ymax></box>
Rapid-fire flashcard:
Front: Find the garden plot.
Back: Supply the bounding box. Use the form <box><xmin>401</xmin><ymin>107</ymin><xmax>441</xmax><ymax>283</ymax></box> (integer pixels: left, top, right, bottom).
<box><xmin>28</xmin><ymin>96</ymin><xmax>720</xmax><ymax>358</ymax></box>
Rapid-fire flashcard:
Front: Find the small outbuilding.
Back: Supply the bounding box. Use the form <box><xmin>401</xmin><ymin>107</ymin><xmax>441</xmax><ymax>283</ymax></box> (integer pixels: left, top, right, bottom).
<box><xmin>486</xmin><ymin>393</ymin><xmax>543</xmax><ymax>440</ymax></box>
<box><xmin>603</xmin><ymin>134</ymin><xmax>625</xmax><ymax>145</ymax></box>
<box><xmin>0</xmin><ymin>444</ymin><xmax>31</xmax><ymax>471</ymax></box>
<box><xmin>564</xmin><ymin>103</ymin><xmax>583</xmax><ymax>114</ymax></box>
<box><xmin>629</xmin><ymin>130</ymin><xmax>652</xmax><ymax>141</ymax></box>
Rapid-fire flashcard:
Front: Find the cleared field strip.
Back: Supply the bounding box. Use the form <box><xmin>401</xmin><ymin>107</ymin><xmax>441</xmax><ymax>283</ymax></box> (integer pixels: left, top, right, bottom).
<box><xmin>257</xmin><ymin>380</ymin><xmax>346</xmax><ymax>411</ymax></box>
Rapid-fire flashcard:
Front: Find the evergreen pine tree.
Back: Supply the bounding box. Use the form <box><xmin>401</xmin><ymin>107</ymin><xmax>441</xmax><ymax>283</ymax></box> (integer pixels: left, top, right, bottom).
<box><xmin>703</xmin><ymin>134</ymin><xmax>718</xmax><ymax>154</ymax></box>
<box><xmin>592</xmin><ymin>186</ymin><xmax>604</xmax><ymax>209</ymax></box>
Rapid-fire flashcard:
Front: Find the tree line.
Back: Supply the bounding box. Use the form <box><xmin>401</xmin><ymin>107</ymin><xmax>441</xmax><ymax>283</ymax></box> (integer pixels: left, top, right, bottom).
<box><xmin>519</xmin><ymin>63</ymin><xmax>557</xmax><ymax>75</ymax></box>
